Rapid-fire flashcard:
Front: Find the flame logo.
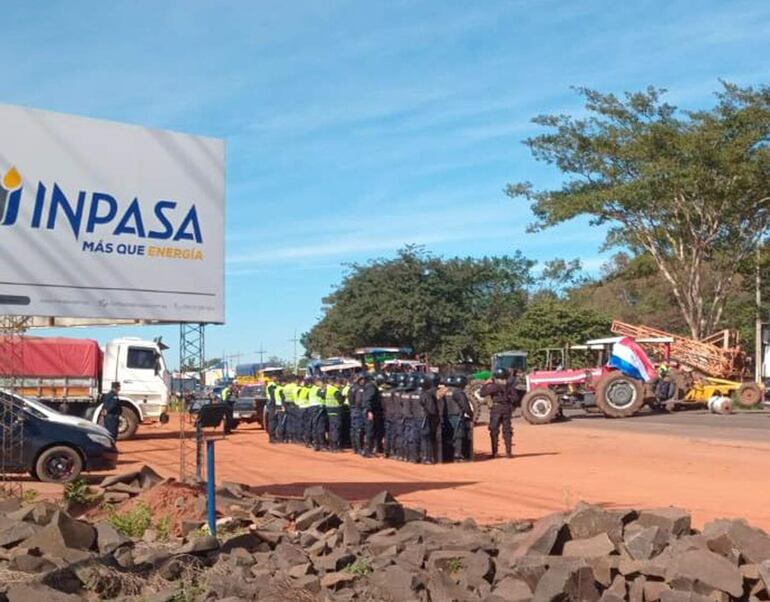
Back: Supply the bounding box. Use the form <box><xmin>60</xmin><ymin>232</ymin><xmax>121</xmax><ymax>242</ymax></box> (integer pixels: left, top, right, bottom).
<box><xmin>2</xmin><ymin>167</ymin><xmax>21</xmax><ymax>191</ymax></box>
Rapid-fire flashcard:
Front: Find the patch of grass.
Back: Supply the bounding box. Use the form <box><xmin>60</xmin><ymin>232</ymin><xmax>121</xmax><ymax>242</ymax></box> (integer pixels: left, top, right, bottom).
<box><xmin>21</xmin><ymin>489</ymin><xmax>39</xmax><ymax>504</ymax></box>
<box><xmin>446</xmin><ymin>557</ymin><xmax>464</xmax><ymax>574</ymax></box>
<box><xmin>345</xmin><ymin>558</ymin><xmax>372</xmax><ymax>578</ymax></box>
<box><xmin>63</xmin><ymin>478</ymin><xmax>97</xmax><ymax>505</ymax></box>
<box><xmin>155</xmin><ymin>515</ymin><xmax>172</xmax><ymax>542</ymax></box>
<box><xmin>107</xmin><ymin>502</ymin><xmax>153</xmax><ymax>538</ymax></box>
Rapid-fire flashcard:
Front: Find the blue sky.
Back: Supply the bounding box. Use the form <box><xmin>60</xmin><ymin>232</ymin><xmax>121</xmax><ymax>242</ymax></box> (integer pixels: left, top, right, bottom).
<box><xmin>4</xmin><ymin>0</ymin><xmax>769</xmax><ymax>367</ymax></box>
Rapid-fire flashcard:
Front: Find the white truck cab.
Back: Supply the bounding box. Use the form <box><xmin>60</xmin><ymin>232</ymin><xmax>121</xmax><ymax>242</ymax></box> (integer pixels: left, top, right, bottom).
<box><xmin>100</xmin><ymin>337</ymin><xmax>170</xmax><ymax>437</ymax></box>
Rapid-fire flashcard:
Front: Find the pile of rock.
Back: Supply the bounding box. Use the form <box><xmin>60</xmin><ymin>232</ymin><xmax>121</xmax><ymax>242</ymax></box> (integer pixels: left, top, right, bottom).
<box><xmin>1</xmin><ymin>480</ymin><xmax>770</xmax><ymax>601</ymax></box>
<box><xmin>96</xmin><ymin>465</ymin><xmax>164</xmax><ymax>505</ymax></box>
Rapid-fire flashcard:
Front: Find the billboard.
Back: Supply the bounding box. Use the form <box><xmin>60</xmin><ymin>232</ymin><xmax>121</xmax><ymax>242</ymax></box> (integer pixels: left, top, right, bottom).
<box><xmin>0</xmin><ymin>104</ymin><xmax>225</xmax><ymax>324</ymax></box>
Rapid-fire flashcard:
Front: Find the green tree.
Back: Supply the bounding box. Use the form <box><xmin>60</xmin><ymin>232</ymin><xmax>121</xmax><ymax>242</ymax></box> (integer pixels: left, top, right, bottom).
<box><xmin>302</xmin><ymin>246</ymin><xmax>533</xmax><ymax>365</ymax></box>
<box><xmin>495</xmin><ymin>298</ymin><xmax>610</xmax><ymax>368</ymax></box>
<box><xmin>508</xmin><ymin>83</ymin><xmax>770</xmax><ymax>338</ymax></box>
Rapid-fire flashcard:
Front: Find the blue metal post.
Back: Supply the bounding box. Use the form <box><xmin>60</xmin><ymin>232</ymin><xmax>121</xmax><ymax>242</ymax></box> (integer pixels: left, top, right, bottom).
<box><xmin>206</xmin><ymin>439</ymin><xmax>216</xmax><ymax>537</ymax></box>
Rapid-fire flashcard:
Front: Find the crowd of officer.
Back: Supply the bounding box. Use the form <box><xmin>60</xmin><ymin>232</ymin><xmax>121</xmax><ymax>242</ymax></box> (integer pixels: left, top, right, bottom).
<box><xmin>262</xmin><ymin>367</ymin><xmax>519</xmax><ymax>462</ymax></box>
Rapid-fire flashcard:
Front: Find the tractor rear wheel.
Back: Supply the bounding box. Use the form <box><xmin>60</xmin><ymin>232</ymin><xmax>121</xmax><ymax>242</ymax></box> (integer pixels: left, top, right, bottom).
<box><xmin>521</xmin><ymin>389</ymin><xmax>560</xmax><ymax>425</ymax></box>
<box><xmin>595</xmin><ymin>372</ymin><xmax>645</xmax><ymax>418</ymax></box>
<box><xmin>737</xmin><ymin>382</ymin><xmax>763</xmax><ymax>407</ymax></box>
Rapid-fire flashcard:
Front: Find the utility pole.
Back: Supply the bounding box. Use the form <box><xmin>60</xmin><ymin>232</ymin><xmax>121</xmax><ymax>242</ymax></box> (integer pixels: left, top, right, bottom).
<box><xmin>257</xmin><ymin>344</ymin><xmax>265</xmax><ymax>366</ymax></box>
<box><xmin>289</xmin><ymin>330</ymin><xmax>301</xmax><ymax>373</ymax></box>
<box><xmin>755</xmin><ymin>244</ymin><xmax>763</xmax><ymax>383</ymax></box>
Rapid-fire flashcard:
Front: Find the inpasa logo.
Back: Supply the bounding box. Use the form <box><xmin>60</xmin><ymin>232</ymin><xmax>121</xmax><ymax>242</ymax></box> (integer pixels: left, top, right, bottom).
<box><xmin>0</xmin><ymin>167</ymin><xmax>22</xmax><ymax>226</ymax></box>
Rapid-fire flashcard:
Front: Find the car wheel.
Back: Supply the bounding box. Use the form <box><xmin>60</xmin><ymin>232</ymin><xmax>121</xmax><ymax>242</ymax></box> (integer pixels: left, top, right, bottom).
<box><xmin>35</xmin><ymin>446</ymin><xmax>83</xmax><ymax>483</ymax></box>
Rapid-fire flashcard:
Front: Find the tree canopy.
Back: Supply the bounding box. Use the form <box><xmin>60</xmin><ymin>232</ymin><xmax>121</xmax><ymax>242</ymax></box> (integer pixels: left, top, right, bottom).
<box><xmin>302</xmin><ymin>246</ymin><xmax>534</xmax><ymax>365</ymax></box>
<box><xmin>508</xmin><ymin>82</ymin><xmax>770</xmax><ymax>338</ymax></box>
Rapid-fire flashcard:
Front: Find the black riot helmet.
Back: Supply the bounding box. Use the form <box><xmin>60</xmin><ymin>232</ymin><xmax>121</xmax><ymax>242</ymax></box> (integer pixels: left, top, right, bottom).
<box><xmin>356</xmin><ymin>372</ymin><xmax>369</xmax><ymax>383</ymax></box>
<box><xmin>396</xmin><ymin>373</ymin><xmax>408</xmax><ymax>388</ymax></box>
<box><xmin>374</xmin><ymin>372</ymin><xmax>387</xmax><ymax>386</ymax></box>
<box><xmin>386</xmin><ymin>373</ymin><xmax>398</xmax><ymax>387</ymax></box>
<box><xmin>454</xmin><ymin>374</ymin><xmax>469</xmax><ymax>388</ymax></box>
<box><xmin>440</xmin><ymin>374</ymin><xmax>454</xmax><ymax>386</ymax></box>
<box><xmin>428</xmin><ymin>372</ymin><xmax>441</xmax><ymax>388</ymax></box>
<box><xmin>418</xmin><ymin>374</ymin><xmax>432</xmax><ymax>390</ymax></box>
<box><xmin>493</xmin><ymin>368</ymin><xmax>508</xmax><ymax>380</ymax></box>
<box><xmin>405</xmin><ymin>373</ymin><xmax>419</xmax><ymax>389</ymax></box>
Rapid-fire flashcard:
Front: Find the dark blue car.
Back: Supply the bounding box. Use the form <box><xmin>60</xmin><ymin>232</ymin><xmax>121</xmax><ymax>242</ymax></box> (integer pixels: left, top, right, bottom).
<box><xmin>1</xmin><ymin>391</ymin><xmax>118</xmax><ymax>483</ymax></box>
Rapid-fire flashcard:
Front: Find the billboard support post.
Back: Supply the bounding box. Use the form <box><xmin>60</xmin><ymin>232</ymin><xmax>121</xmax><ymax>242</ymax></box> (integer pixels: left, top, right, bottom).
<box><xmin>179</xmin><ymin>323</ymin><xmax>205</xmax><ymax>483</ymax></box>
<box><xmin>0</xmin><ymin>315</ymin><xmax>29</xmax><ymax>492</ymax></box>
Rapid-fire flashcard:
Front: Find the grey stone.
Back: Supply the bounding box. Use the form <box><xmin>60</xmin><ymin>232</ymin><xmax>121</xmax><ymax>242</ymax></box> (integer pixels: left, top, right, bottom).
<box><xmin>113</xmin><ymin>545</ymin><xmax>134</xmax><ymax>568</ymax></box>
<box><xmin>665</xmin><ymin>548</ymin><xmax>743</xmax><ymax>597</ymax></box>
<box><xmin>311</xmin><ymin>511</ymin><xmax>342</xmax><ymax>533</ymax></box>
<box><xmin>660</xmin><ymin>592</ymin><xmax>713</xmax><ymax>602</ymax></box>
<box><xmin>0</xmin><ymin>520</ymin><xmax>41</xmax><ymax>547</ymax></box>
<box><xmin>176</xmin><ymin>534</ymin><xmax>219</xmax><ymax>555</ymax></box>
<box><xmin>273</xmin><ymin>541</ymin><xmax>309</xmax><ymax>569</ymax></box>
<box><xmin>404</xmin><ymin>506</ymin><xmax>428</xmax><ymax>523</ymax></box>
<box><xmin>220</xmin><ymin>532</ymin><xmax>263</xmax><ymax>553</ymax></box>
<box><xmin>317</xmin><ymin>549</ymin><xmax>355</xmax><ymax>572</ymax></box>
<box><xmin>321</xmin><ymin>571</ymin><xmax>357</xmax><ymax>591</ymax></box>
<box><xmin>400</xmin><ymin>543</ymin><xmax>427</xmax><ymax>569</ymax></box>
<box><xmin>427</xmin><ymin>570</ymin><xmax>472</xmax><ymax>602</ymax></box>
<box><xmin>492</xmin><ymin>577</ymin><xmax>532</xmax><ymax>602</ymax></box>
<box><xmin>567</xmin><ymin>502</ymin><xmax>624</xmax><ymax>544</ymax></box>
<box><xmin>367</xmin><ymin>490</ymin><xmax>397</xmax><ymax>508</ymax></box>
<box><xmin>759</xmin><ymin>560</ymin><xmax>770</xmax><ymax>590</ymax></box>
<box><xmin>304</xmin><ymin>486</ymin><xmax>351</xmax><ymax>515</ymax></box>
<box><xmin>371</xmin><ymin>564</ymin><xmax>423</xmax><ymax>600</ymax></box>
<box><xmin>644</xmin><ymin>581</ymin><xmax>672</xmax><ymax>601</ymax></box>
<box><xmin>562</xmin><ymin>533</ymin><xmax>616</xmax><ymax>558</ymax></box>
<box><xmin>624</xmin><ymin>524</ymin><xmax>668</xmax><ymax>560</ymax></box>
<box><xmin>9</xmin><ymin>552</ymin><xmax>56</xmax><ymax>573</ymax></box>
<box><xmin>7</xmin><ymin>583</ymin><xmax>81</xmax><ymax>601</ymax></box>
<box><xmin>512</xmin><ymin>512</ymin><xmax>568</xmax><ymax>558</ymax></box>
<box><xmin>22</xmin><ymin>511</ymin><xmax>96</xmax><ymax>554</ymax></box>
<box><xmin>703</xmin><ymin>518</ymin><xmax>770</xmax><ymax>565</ymax></box>
<box><xmin>376</xmin><ymin>502</ymin><xmax>406</xmax><ymax>527</ymax></box>
<box><xmin>629</xmin><ymin>575</ymin><xmax>645</xmax><ymax>602</ymax></box>
<box><xmin>635</xmin><ymin>507</ymin><xmax>691</xmax><ymax>538</ymax></box>
<box><xmin>94</xmin><ymin>521</ymin><xmax>131</xmax><ymax>555</ymax></box>
<box><xmin>288</xmin><ymin>561</ymin><xmax>314</xmax><ymax>578</ymax></box>
<box><xmin>532</xmin><ymin>565</ymin><xmax>599</xmax><ymax>602</ymax></box>
<box><xmin>341</xmin><ymin>517</ymin><xmax>361</xmax><ymax>547</ymax></box>
<box><xmin>295</xmin><ymin>506</ymin><xmax>327</xmax><ymax>531</ymax></box>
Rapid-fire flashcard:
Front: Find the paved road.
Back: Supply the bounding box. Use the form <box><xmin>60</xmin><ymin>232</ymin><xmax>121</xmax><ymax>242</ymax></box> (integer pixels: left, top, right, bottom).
<box><xmin>553</xmin><ymin>406</ymin><xmax>770</xmax><ymax>443</ymax></box>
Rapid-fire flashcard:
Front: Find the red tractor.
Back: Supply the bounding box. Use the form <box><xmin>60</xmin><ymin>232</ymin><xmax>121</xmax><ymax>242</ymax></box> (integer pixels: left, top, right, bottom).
<box><xmin>520</xmin><ymin>336</ymin><xmax>673</xmax><ymax>425</ymax></box>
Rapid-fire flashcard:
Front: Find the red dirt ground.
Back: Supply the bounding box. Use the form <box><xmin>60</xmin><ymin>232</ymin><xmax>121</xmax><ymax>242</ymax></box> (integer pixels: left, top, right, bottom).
<box><xmin>18</xmin><ymin>415</ymin><xmax>770</xmax><ymax>530</ymax></box>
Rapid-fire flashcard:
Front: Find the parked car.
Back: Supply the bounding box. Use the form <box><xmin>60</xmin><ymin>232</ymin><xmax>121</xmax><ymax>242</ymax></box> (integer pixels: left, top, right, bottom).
<box><xmin>0</xmin><ymin>390</ymin><xmax>118</xmax><ymax>483</ymax></box>
<box><xmin>231</xmin><ymin>384</ymin><xmax>266</xmax><ymax>428</ymax></box>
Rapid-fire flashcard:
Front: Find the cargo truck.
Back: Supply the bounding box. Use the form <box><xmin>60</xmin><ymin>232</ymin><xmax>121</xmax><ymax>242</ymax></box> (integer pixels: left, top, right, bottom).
<box><xmin>0</xmin><ymin>335</ymin><xmax>170</xmax><ymax>439</ymax></box>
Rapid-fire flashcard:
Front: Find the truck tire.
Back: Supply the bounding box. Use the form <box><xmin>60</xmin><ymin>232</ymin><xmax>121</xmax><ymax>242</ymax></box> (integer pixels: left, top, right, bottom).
<box><xmin>34</xmin><ymin>446</ymin><xmax>83</xmax><ymax>483</ymax></box>
<box><xmin>117</xmin><ymin>406</ymin><xmax>139</xmax><ymax>440</ymax></box>
<box><xmin>595</xmin><ymin>372</ymin><xmax>645</xmax><ymax>418</ymax></box>
<box><xmin>737</xmin><ymin>382</ymin><xmax>763</xmax><ymax>407</ymax></box>
<box><xmin>521</xmin><ymin>389</ymin><xmax>560</xmax><ymax>424</ymax></box>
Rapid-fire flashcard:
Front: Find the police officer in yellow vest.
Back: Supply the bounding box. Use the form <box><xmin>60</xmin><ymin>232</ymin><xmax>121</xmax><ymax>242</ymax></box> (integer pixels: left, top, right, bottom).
<box><xmin>308</xmin><ymin>377</ymin><xmax>325</xmax><ymax>451</ymax></box>
<box><xmin>280</xmin><ymin>375</ymin><xmax>298</xmax><ymax>443</ymax></box>
<box><xmin>297</xmin><ymin>378</ymin><xmax>313</xmax><ymax>446</ymax></box>
<box><xmin>325</xmin><ymin>378</ymin><xmax>345</xmax><ymax>452</ymax></box>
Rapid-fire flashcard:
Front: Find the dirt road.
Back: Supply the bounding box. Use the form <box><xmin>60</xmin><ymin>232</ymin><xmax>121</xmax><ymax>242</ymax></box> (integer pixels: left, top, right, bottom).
<box><xmin>20</xmin><ymin>412</ymin><xmax>770</xmax><ymax>530</ymax></box>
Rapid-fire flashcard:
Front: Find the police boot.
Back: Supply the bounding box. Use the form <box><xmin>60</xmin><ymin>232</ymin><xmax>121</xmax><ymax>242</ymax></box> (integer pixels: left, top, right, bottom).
<box><xmin>490</xmin><ymin>441</ymin><xmax>498</xmax><ymax>459</ymax></box>
<box><xmin>505</xmin><ymin>442</ymin><xmax>513</xmax><ymax>459</ymax></box>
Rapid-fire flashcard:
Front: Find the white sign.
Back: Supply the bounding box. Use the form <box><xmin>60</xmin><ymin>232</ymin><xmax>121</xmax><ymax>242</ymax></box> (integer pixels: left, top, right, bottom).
<box><xmin>0</xmin><ymin>104</ymin><xmax>225</xmax><ymax>323</ymax></box>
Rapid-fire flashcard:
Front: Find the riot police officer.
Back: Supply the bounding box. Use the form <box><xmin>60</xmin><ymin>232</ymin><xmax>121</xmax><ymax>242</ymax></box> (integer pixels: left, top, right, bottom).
<box><xmin>444</xmin><ymin>375</ymin><xmax>473</xmax><ymax>461</ymax></box>
<box><xmin>350</xmin><ymin>374</ymin><xmax>367</xmax><ymax>455</ymax></box>
<box><xmin>325</xmin><ymin>378</ymin><xmax>345</xmax><ymax>451</ymax></box>
<box><xmin>481</xmin><ymin>368</ymin><xmax>518</xmax><ymax>458</ymax></box>
<box><xmin>408</xmin><ymin>375</ymin><xmax>437</xmax><ymax>464</ymax></box>
<box><xmin>362</xmin><ymin>374</ymin><xmax>383</xmax><ymax>457</ymax></box>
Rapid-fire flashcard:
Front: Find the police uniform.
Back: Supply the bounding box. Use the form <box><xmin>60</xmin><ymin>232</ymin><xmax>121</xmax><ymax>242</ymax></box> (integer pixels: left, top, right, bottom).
<box><xmin>265</xmin><ymin>380</ymin><xmax>278</xmax><ymax>443</ymax></box>
<box><xmin>481</xmin><ymin>377</ymin><xmax>517</xmax><ymax>458</ymax></box>
<box><xmin>417</xmin><ymin>382</ymin><xmax>439</xmax><ymax>464</ymax></box>
<box><xmin>444</xmin><ymin>380</ymin><xmax>473</xmax><ymax>461</ymax></box>
<box><xmin>310</xmin><ymin>382</ymin><xmax>327</xmax><ymax>451</ymax></box>
<box><xmin>362</xmin><ymin>380</ymin><xmax>382</xmax><ymax>457</ymax></box>
<box><xmin>325</xmin><ymin>382</ymin><xmax>344</xmax><ymax>451</ymax></box>
<box><xmin>102</xmin><ymin>388</ymin><xmax>121</xmax><ymax>440</ymax></box>
<box><xmin>349</xmin><ymin>379</ymin><xmax>366</xmax><ymax>454</ymax></box>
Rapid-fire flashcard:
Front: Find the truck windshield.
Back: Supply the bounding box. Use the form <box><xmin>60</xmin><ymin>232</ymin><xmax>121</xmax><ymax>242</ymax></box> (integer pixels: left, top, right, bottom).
<box><xmin>127</xmin><ymin>347</ymin><xmax>157</xmax><ymax>370</ymax></box>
